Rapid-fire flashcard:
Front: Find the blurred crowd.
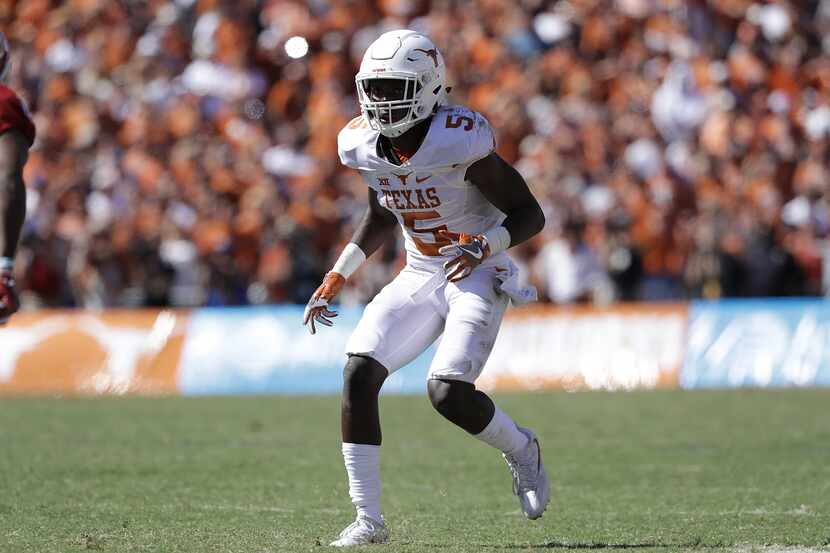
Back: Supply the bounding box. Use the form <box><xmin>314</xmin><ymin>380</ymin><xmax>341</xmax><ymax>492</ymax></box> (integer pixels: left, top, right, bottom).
<box><xmin>3</xmin><ymin>0</ymin><xmax>830</xmax><ymax>308</ymax></box>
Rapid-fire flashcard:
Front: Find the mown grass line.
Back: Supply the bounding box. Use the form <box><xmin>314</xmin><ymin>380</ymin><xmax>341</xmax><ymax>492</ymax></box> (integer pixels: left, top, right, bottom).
<box><xmin>0</xmin><ymin>390</ymin><xmax>828</xmax><ymax>552</ymax></box>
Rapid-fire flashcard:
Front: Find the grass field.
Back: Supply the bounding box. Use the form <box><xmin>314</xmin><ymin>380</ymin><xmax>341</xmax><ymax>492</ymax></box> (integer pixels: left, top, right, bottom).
<box><xmin>1</xmin><ymin>390</ymin><xmax>829</xmax><ymax>552</ymax></box>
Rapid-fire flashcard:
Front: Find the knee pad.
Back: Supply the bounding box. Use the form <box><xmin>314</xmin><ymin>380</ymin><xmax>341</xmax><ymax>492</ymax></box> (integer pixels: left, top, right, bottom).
<box><xmin>343</xmin><ymin>355</ymin><xmax>387</xmax><ymax>396</ymax></box>
<box><xmin>427</xmin><ymin>379</ymin><xmax>472</xmax><ymax>419</ymax></box>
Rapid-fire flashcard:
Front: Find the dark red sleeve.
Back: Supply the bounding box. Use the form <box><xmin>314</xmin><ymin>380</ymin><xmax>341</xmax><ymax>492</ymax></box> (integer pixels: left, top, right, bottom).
<box><xmin>0</xmin><ymin>84</ymin><xmax>35</xmax><ymax>147</ymax></box>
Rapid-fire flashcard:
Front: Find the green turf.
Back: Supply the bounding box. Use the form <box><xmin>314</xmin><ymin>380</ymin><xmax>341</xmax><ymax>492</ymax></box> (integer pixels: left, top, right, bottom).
<box><xmin>1</xmin><ymin>390</ymin><xmax>829</xmax><ymax>552</ymax></box>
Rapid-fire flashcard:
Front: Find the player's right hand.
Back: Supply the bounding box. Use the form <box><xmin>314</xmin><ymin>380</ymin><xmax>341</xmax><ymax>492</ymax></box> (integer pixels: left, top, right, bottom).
<box><xmin>438</xmin><ymin>230</ymin><xmax>491</xmax><ymax>282</ymax></box>
<box><xmin>0</xmin><ymin>270</ymin><xmax>20</xmax><ymax>325</ymax></box>
<box><xmin>303</xmin><ymin>271</ymin><xmax>346</xmax><ymax>335</ymax></box>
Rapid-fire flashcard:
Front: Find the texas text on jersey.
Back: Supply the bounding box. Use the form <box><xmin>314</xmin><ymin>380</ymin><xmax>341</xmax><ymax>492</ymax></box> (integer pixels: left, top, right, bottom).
<box><xmin>337</xmin><ymin>104</ymin><xmax>505</xmax><ymax>272</ymax></box>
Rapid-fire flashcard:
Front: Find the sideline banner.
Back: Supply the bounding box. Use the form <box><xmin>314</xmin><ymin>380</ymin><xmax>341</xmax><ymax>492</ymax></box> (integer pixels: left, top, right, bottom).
<box><xmin>176</xmin><ymin>306</ymin><xmax>434</xmax><ymax>395</ymax></box>
<box><xmin>0</xmin><ymin>310</ymin><xmax>187</xmax><ymax>395</ymax></box>
<box><xmin>4</xmin><ymin>300</ymin><xmax>830</xmax><ymax>395</ymax></box>
<box><xmin>479</xmin><ymin>303</ymin><xmax>688</xmax><ymax>392</ymax></box>
<box><xmin>175</xmin><ymin>304</ymin><xmax>688</xmax><ymax>394</ymax></box>
<box><xmin>682</xmin><ymin>299</ymin><xmax>830</xmax><ymax>388</ymax></box>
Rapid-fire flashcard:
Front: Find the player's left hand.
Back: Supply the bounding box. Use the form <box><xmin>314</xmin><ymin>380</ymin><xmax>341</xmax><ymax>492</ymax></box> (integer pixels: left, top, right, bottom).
<box><xmin>438</xmin><ymin>230</ymin><xmax>491</xmax><ymax>282</ymax></box>
<box><xmin>303</xmin><ymin>271</ymin><xmax>346</xmax><ymax>334</ymax></box>
<box><xmin>0</xmin><ymin>270</ymin><xmax>20</xmax><ymax>325</ymax></box>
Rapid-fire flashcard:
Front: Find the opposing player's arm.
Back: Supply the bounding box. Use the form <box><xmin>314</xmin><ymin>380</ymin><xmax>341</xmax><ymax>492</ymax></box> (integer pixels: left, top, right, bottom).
<box><xmin>465</xmin><ymin>152</ymin><xmax>545</xmax><ymax>247</ymax></box>
<box><xmin>0</xmin><ymin>128</ymin><xmax>27</xmax><ymax>259</ymax></box>
<box><xmin>0</xmin><ymin>127</ymin><xmax>29</xmax><ymax>323</ymax></box>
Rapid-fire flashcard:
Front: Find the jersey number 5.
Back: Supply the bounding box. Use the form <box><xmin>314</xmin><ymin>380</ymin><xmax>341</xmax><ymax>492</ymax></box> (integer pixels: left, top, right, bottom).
<box><xmin>445</xmin><ymin>114</ymin><xmax>474</xmax><ymax>131</ymax></box>
<box><xmin>402</xmin><ymin>211</ymin><xmax>452</xmax><ymax>256</ymax></box>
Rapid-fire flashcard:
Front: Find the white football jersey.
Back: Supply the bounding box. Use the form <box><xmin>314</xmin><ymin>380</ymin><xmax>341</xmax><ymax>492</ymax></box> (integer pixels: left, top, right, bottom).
<box><xmin>338</xmin><ymin>105</ymin><xmax>507</xmax><ymax>271</ymax></box>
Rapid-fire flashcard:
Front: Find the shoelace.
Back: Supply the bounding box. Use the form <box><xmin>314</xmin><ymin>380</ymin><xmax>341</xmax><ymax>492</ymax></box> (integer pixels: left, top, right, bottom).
<box><xmin>339</xmin><ymin>517</ymin><xmax>376</xmax><ymax>539</ymax></box>
<box><xmin>338</xmin><ymin>520</ymin><xmax>361</xmax><ymax>538</ymax></box>
<box><xmin>504</xmin><ymin>441</ymin><xmax>539</xmax><ymax>493</ymax></box>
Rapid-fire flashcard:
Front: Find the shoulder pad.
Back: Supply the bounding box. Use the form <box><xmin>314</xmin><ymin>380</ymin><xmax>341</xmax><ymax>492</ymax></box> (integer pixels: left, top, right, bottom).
<box><xmin>337</xmin><ymin>115</ymin><xmax>380</xmax><ymax>170</ymax></box>
<box><xmin>415</xmin><ymin>106</ymin><xmax>495</xmax><ymax>170</ymax></box>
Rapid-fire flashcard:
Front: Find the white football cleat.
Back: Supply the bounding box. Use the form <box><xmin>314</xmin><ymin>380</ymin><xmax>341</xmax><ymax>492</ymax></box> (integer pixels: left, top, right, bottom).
<box><xmin>330</xmin><ymin>514</ymin><xmax>389</xmax><ymax>547</ymax></box>
<box><xmin>503</xmin><ymin>427</ymin><xmax>551</xmax><ymax>520</ymax></box>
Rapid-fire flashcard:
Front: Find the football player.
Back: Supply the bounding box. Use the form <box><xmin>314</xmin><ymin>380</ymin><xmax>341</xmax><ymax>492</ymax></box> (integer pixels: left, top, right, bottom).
<box><xmin>304</xmin><ymin>30</ymin><xmax>548</xmax><ymax>546</ymax></box>
<box><xmin>0</xmin><ymin>33</ymin><xmax>34</xmax><ymax>324</ymax></box>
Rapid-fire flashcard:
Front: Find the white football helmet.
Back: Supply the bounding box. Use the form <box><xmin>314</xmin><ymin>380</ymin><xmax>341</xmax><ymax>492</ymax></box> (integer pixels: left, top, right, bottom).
<box><xmin>0</xmin><ymin>32</ymin><xmax>10</xmax><ymax>83</ymax></box>
<box><xmin>356</xmin><ymin>29</ymin><xmax>447</xmax><ymax>137</ymax></box>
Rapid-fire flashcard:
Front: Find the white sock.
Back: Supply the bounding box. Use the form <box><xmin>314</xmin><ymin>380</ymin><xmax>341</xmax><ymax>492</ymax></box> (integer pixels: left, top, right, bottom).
<box><xmin>473</xmin><ymin>405</ymin><xmax>529</xmax><ymax>454</ymax></box>
<box><xmin>341</xmin><ymin>443</ymin><xmax>382</xmax><ymax>522</ymax></box>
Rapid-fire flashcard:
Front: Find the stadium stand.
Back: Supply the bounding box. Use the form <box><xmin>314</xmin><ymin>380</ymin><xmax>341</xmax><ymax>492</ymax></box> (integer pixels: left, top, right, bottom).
<box><xmin>4</xmin><ymin>0</ymin><xmax>829</xmax><ymax>308</ymax></box>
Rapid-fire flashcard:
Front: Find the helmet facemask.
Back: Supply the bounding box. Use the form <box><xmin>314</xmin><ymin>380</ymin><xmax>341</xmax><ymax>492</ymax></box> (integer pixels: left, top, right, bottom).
<box><xmin>355</xmin><ymin>30</ymin><xmax>447</xmax><ymax>137</ymax></box>
<box><xmin>356</xmin><ymin>73</ymin><xmax>431</xmax><ymax>137</ymax></box>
